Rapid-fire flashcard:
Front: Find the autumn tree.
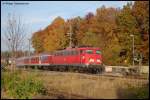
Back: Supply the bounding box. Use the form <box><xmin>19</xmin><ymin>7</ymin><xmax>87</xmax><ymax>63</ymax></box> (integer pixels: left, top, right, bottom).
<box><xmin>116</xmin><ymin>2</ymin><xmax>141</xmax><ymax>65</ymax></box>
<box><xmin>132</xmin><ymin>1</ymin><xmax>149</xmax><ymax>64</ymax></box>
<box><xmin>43</xmin><ymin>17</ymin><xmax>68</xmax><ymax>51</ymax></box>
<box><xmin>68</xmin><ymin>16</ymin><xmax>83</xmax><ymax>47</ymax></box>
<box><xmin>94</xmin><ymin>6</ymin><xmax>121</xmax><ymax>65</ymax></box>
<box><xmin>31</xmin><ymin>30</ymin><xmax>45</xmax><ymax>53</ymax></box>
<box><xmin>76</xmin><ymin>12</ymin><xmax>99</xmax><ymax>47</ymax></box>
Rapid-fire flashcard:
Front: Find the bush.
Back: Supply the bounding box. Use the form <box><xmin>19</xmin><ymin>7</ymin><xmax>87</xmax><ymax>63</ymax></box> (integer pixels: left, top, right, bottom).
<box><xmin>1</xmin><ymin>71</ymin><xmax>47</xmax><ymax>99</ymax></box>
<box><xmin>127</xmin><ymin>84</ymin><xmax>149</xmax><ymax>99</ymax></box>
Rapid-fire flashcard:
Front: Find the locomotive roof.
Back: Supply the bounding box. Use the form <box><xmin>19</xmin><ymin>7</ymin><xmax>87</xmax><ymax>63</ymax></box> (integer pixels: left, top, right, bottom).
<box><xmin>65</xmin><ymin>47</ymin><xmax>100</xmax><ymax>50</ymax></box>
<box><xmin>78</xmin><ymin>47</ymin><xmax>100</xmax><ymax>50</ymax></box>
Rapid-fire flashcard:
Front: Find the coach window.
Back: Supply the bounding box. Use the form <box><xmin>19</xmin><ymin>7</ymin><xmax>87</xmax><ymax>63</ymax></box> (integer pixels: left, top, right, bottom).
<box><xmin>74</xmin><ymin>50</ymin><xmax>77</xmax><ymax>55</ymax></box>
<box><xmin>68</xmin><ymin>51</ymin><xmax>70</xmax><ymax>55</ymax></box>
<box><xmin>41</xmin><ymin>56</ymin><xmax>42</xmax><ymax>62</ymax></box>
<box><xmin>67</xmin><ymin>51</ymin><xmax>69</xmax><ymax>55</ymax></box>
<box><xmin>64</xmin><ymin>51</ymin><xmax>66</xmax><ymax>56</ymax></box>
<box><xmin>74</xmin><ymin>51</ymin><xmax>76</xmax><ymax>55</ymax></box>
<box><xmin>76</xmin><ymin>50</ymin><xmax>78</xmax><ymax>55</ymax></box>
<box><xmin>62</xmin><ymin>51</ymin><xmax>64</xmax><ymax>56</ymax></box>
<box><xmin>42</xmin><ymin>57</ymin><xmax>44</xmax><ymax>61</ymax></box>
<box><xmin>45</xmin><ymin>56</ymin><xmax>47</xmax><ymax>60</ymax></box>
<box><xmin>41</xmin><ymin>56</ymin><xmax>44</xmax><ymax>62</ymax></box>
<box><xmin>63</xmin><ymin>51</ymin><xmax>65</xmax><ymax>56</ymax></box>
<box><xmin>66</xmin><ymin>51</ymin><xmax>70</xmax><ymax>56</ymax></box>
<box><xmin>65</xmin><ymin>51</ymin><xmax>67</xmax><ymax>56</ymax></box>
<box><xmin>67</xmin><ymin>51</ymin><xmax>70</xmax><ymax>56</ymax></box>
<box><xmin>72</xmin><ymin>50</ymin><xmax>76</xmax><ymax>55</ymax></box>
<box><xmin>86</xmin><ymin>50</ymin><xmax>93</xmax><ymax>54</ymax></box>
<box><xmin>67</xmin><ymin>51</ymin><xmax>69</xmax><ymax>56</ymax></box>
<box><xmin>71</xmin><ymin>51</ymin><xmax>73</xmax><ymax>55</ymax></box>
<box><xmin>68</xmin><ymin>51</ymin><xmax>70</xmax><ymax>56</ymax></box>
<box><xmin>70</xmin><ymin>50</ymin><xmax>72</xmax><ymax>55</ymax></box>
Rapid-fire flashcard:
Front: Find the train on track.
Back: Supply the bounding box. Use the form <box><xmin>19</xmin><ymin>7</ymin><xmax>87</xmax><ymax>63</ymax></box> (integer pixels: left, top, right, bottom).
<box><xmin>16</xmin><ymin>47</ymin><xmax>104</xmax><ymax>73</ymax></box>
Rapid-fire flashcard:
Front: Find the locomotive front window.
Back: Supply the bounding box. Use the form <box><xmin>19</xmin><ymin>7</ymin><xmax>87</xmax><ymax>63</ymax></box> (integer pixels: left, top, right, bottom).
<box><xmin>86</xmin><ymin>50</ymin><xmax>93</xmax><ymax>54</ymax></box>
<box><xmin>96</xmin><ymin>50</ymin><xmax>101</xmax><ymax>54</ymax></box>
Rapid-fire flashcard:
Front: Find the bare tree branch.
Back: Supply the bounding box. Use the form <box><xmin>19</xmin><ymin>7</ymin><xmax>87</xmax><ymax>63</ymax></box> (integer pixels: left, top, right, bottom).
<box><xmin>4</xmin><ymin>13</ymin><xmax>27</xmax><ymax>58</ymax></box>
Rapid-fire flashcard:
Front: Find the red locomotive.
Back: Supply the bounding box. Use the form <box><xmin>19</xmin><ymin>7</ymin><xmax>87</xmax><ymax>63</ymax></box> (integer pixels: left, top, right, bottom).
<box><xmin>16</xmin><ymin>47</ymin><xmax>104</xmax><ymax>73</ymax></box>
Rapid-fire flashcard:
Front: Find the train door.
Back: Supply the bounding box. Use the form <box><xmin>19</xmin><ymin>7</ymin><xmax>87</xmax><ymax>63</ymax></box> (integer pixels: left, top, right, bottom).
<box><xmin>80</xmin><ymin>49</ymin><xmax>85</xmax><ymax>64</ymax></box>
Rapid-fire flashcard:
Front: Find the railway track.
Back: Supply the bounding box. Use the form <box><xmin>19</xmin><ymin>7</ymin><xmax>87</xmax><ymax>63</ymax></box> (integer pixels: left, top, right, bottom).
<box><xmin>95</xmin><ymin>73</ymin><xmax>148</xmax><ymax>80</ymax></box>
<box><xmin>46</xmin><ymin>89</ymin><xmax>94</xmax><ymax>99</ymax></box>
<box><xmin>32</xmin><ymin>89</ymin><xmax>93</xmax><ymax>99</ymax></box>
<box><xmin>18</xmin><ymin>68</ymin><xmax>148</xmax><ymax>80</ymax></box>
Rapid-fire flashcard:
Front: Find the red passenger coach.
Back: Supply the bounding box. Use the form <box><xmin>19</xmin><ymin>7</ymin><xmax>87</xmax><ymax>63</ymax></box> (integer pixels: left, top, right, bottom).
<box><xmin>30</xmin><ymin>56</ymin><xmax>39</xmax><ymax>65</ymax></box>
<box><xmin>40</xmin><ymin>54</ymin><xmax>53</xmax><ymax>65</ymax></box>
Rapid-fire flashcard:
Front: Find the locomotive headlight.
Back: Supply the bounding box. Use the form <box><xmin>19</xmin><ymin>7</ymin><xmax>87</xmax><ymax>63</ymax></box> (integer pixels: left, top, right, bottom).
<box><xmin>97</xmin><ymin>59</ymin><xmax>101</xmax><ymax>63</ymax></box>
<box><xmin>82</xmin><ymin>56</ymin><xmax>85</xmax><ymax>59</ymax></box>
<box><xmin>89</xmin><ymin>58</ymin><xmax>94</xmax><ymax>62</ymax></box>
